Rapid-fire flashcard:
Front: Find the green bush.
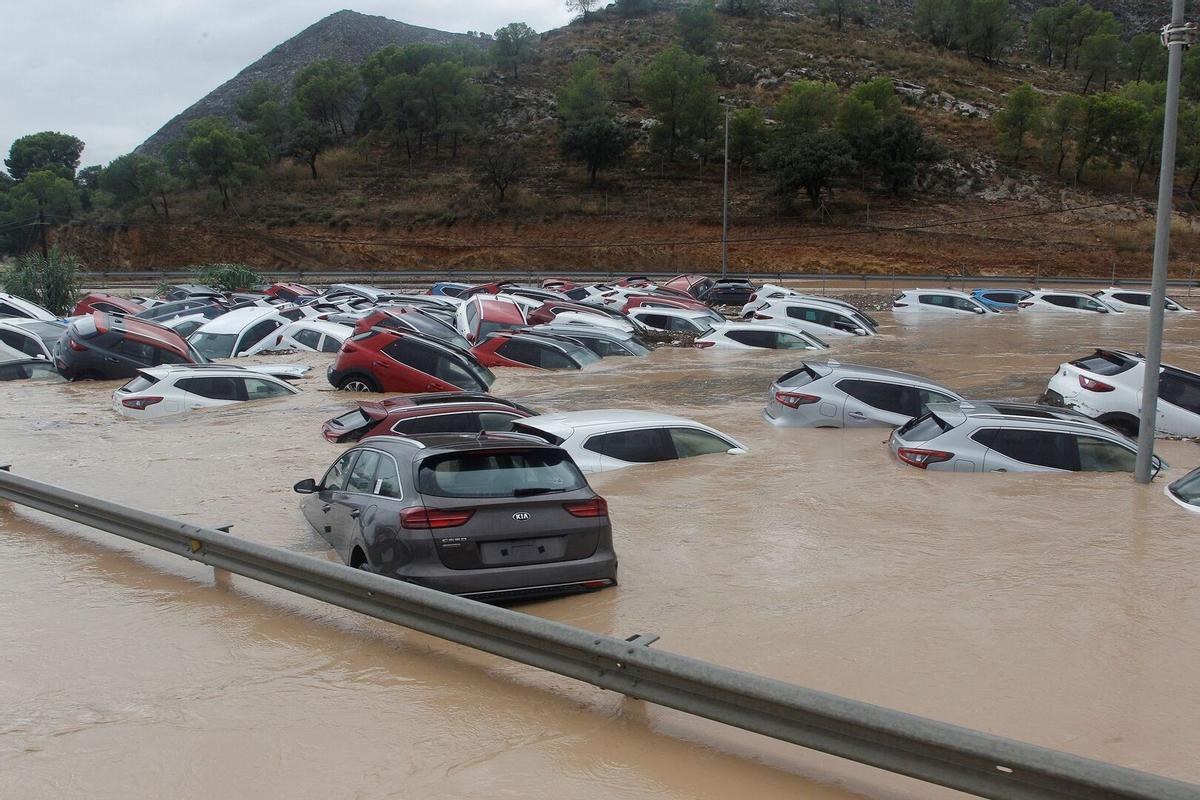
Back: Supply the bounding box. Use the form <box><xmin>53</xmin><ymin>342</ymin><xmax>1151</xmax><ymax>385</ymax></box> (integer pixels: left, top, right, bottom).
<box><xmin>1</xmin><ymin>249</ymin><xmax>83</xmax><ymax>316</ymax></box>
<box><xmin>194</xmin><ymin>262</ymin><xmax>263</xmax><ymax>292</ymax></box>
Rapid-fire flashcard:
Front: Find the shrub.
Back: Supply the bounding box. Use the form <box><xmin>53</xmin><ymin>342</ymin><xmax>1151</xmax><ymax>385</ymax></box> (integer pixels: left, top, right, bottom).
<box><xmin>194</xmin><ymin>262</ymin><xmax>263</xmax><ymax>292</ymax></box>
<box><xmin>1</xmin><ymin>249</ymin><xmax>83</xmax><ymax>316</ymax></box>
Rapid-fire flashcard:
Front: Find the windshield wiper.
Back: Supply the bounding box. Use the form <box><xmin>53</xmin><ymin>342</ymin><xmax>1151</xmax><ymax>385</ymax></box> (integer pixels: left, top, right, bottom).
<box><xmin>512</xmin><ymin>486</ymin><xmax>569</xmax><ymax>497</ymax></box>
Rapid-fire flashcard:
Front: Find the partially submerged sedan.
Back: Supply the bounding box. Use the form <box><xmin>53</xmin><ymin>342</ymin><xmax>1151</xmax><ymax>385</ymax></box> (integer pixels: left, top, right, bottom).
<box><xmin>512</xmin><ymin>410</ymin><xmax>746</xmax><ymax>473</ymax></box>
<box><xmin>295</xmin><ymin>434</ymin><xmax>618</xmax><ymax>600</ymax></box>
<box><xmin>113</xmin><ymin>364</ymin><xmax>302</xmax><ymax>418</ymax></box>
<box><xmin>322</xmin><ymin>392</ymin><xmax>536</xmax><ymax>442</ymax></box>
<box><xmin>694</xmin><ymin>322</ymin><xmax>827</xmax><ymax>351</ymax></box>
<box><xmin>471</xmin><ymin>330</ymin><xmax>601</xmax><ymax>370</ymax></box>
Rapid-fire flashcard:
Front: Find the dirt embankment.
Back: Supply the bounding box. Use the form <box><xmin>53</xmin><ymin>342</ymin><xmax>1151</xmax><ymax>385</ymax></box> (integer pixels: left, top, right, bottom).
<box><xmin>54</xmin><ymin>196</ymin><xmax>1200</xmax><ymax>280</ymax></box>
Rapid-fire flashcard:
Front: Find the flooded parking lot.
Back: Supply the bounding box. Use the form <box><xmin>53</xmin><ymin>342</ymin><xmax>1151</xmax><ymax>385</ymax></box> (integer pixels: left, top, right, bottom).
<box><xmin>1</xmin><ymin>309</ymin><xmax>1198</xmax><ymax>800</ymax></box>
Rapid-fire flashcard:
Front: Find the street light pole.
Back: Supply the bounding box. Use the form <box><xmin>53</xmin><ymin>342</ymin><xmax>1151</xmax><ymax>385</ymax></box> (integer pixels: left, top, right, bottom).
<box><xmin>1135</xmin><ymin>1</ymin><xmax>1195</xmax><ymax>483</ymax></box>
<box><xmin>721</xmin><ymin>104</ymin><xmax>730</xmax><ymax>279</ymax></box>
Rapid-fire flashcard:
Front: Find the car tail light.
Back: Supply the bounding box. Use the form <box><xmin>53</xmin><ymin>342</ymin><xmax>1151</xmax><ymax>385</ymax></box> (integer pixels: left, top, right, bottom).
<box><xmin>68</xmin><ymin>339</ymin><xmax>88</xmax><ymax>352</ymax></box>
<box><xmin>753</xmin><ymin>313</ymin><xmax>772</xmax><ymax>320</ymax></box>
<box><xmin>896</xmin><ymin>448</ymin><xmax>954</xmax><ymax>469</ymax></box>
<box><xmin>694</xmin><ymin>340</ymin><xmax>716</xmax><ymax>349</ymax></box>
<box><xmin>893</xmin><ymin>301</ymin><xmax>908</xmax><ymax>307</ymax></box>
<box><xmin>399</xmin><ymin>507</ymin><xmax>474</xmax><ymax>529</ymax></box>
<box><xmin>563</xmin><ymin>497</ymin><xmax>608</xmax><ymax>517</ymax></box>
<box><xmin>581</xmin><ymin>579</ymin><xmax>614</xmax><ymax>589</ymax></box>
<box><xmin>774</xmin><ymin>391</ymin><xmax>820</xmax><ymax>408</ymax></box>
<box><xmin>1018</xmin><ymin>301</ymin><xmax>1033</xmax><ymax>308</ymax></box>
<box><xmin>1078</xmin><ymin>375</ymin><xmax>1115</xmax><ymax>392</ymax></box>
<box><xmin>747</xmin><ymin>293</ymin><xmax>757</xmax><ymax>303</ymax></box>
<box><xmin>122</xmin><ymin>396</ymin><xmax>163</xmax><ymax>410</ymax></box>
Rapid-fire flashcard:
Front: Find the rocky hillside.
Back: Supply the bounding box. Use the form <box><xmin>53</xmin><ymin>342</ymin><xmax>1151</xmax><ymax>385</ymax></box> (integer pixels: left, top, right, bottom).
<box><xmin>137</xmin><ymin>10</ymin><xmax>486</xmax><ymax>155</ymax></box>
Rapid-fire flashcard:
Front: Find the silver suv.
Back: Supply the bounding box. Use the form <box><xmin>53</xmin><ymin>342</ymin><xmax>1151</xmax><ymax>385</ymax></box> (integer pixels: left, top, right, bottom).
<box><xmin>763</xmin><ymin>362</ymin><xmax>963</xmax><ymax>428</ymax></box>
<box><xmin>888</xmin><ymin>401</ymin><xmax>1165</xmax><ymax>474</ymax></box>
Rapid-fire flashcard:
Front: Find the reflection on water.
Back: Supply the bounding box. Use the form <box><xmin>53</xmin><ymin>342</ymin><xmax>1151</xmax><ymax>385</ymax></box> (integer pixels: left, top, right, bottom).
<box><xmin>1</xmin><ymin>311</ymin><xmax>1198</xmax><ymax>800</ymax></box>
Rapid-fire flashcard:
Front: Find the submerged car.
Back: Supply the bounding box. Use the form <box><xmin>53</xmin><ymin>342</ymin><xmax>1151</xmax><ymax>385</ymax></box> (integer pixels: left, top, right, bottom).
<box><xmin>747</xmin><ymin>298</ymin><xmax>877</xmax><ymax>337</ymax></box>
<box><xmin>321</xmin><ymin>392</ymin><xmax>536</xmax><ymax>443</ymax></box>
<box><xmin>112</xmin><ymin>365</ymin><xmax>301</xmax><ymax>419</ymax></box>
<box><xmin>294</xmin><ymin>434</ymin><xmax>618</xmax><ymax>600</ymax></box>
<box><xmin>528</xmin><ymin>324</ymin><xmax>650</xmax><ymax>357</ymax></box>
<box><xmin>888</xmin><ymin>401</ymin><xmax>1163</xmax><ymax>474</ymax></box>
<box><xmin>71</xmin><ymin>293</ymin><xmax>145</xmax><ymax>318</ymax></box>
<box><xmin>0</xmin><ymin>318</ymin><xmax>67</xmax><ymax>360</ymax></box>
<box><xmin>1166</xmin><ymin>466</ymin><xmax>1200</xmax><ymax>513</ymax></box>
<box><xmin>1018</xmin><ymin>290</ymin><xmax>1115</xmax><ymax>314</ymax></box>
<box><xmin>694</xmin><ymin>322</ymin><xmax>827</xmax><ymax>351</ymax></box>
<box><xmin>1044</xmin><ymin>348</ymin><xmax>1200</xmax><ymax>437</ymax></box>
<box><xmin>512</xmin><ymin>410</ymin><xmax>746</xmax><ymax>473</ymax></box>
<box><xmin>456</xmin><ymin>294</ymin><xmax>529</xmax><ymax>343</ymax></box>
<box><xmin>471</xmin><ymin>330</ymin><xmax>602</xmax><ymax>370</ymax></box>
<box><xmin>892</xmin><ymin>289</ymin><xmax>992</xmax><ymax>315</ymax></box>
<box><xmin>0</xmin><ymin>292</ymin><xmax>55</xmax><ymax>321</ymax></box>
<box><xmin>764</xmin><ymin>362</ymin><xmax>963</xmax><ymax>428</ymax></box>
<box><xmin>328</xmin><ymin>329</ymin><xmax>494</xmax><ymax>393</ymax></box>
<box><xmin>352</xmin><ymin>306</ymin><xmax>471</xmax><ymax>350</ymax></box>
<box><xmin>56</xmin><ymin>312</ymin><xmax>207</xmax><ymax>380</ymax></box>
<box><xmin>252</xmin><ymin>319</ymin><xmax>352</xmax><ymax>354</ymax></box>
<box><xmin>1091</xmin><ymin>288</ymin><xmax>1194</xmax><ymax>313</ymax></box>
<box><xmin>625</xmin><ymin>307</ymin><xmax>718</xmax><ymax>336</ymax></box>
<box><xmin>188</xmin><ymin>307</ymin><xmax>292</xmax><ymax>359</ymax></box>
<box><xmin>970</xmin><ymin>288</ymin><xmax>1033</xmax><ymax>311</ymax></box>
<box><xmin>697</xmin><ymin>278</ymin><xmax>756</xmax><ymax>307</ymax></box>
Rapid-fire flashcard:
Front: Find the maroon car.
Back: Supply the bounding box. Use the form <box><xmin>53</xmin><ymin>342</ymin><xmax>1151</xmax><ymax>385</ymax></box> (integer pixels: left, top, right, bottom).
<box><xmin>322</xmin><ymin>392</ymin><xmax>536</xmax><ymax>443</ymax></box>
<box><xmin>71</xmin><ymin>293</ymin><xmax>145</xmax><ymax>317</ymax></box>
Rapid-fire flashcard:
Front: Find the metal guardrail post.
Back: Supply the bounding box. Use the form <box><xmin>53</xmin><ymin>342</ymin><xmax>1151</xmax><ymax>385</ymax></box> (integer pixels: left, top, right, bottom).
<box><xmin>0</xmin><ymin>469</ymin><xmax>1195</xmax><ymax>800</ymax></box>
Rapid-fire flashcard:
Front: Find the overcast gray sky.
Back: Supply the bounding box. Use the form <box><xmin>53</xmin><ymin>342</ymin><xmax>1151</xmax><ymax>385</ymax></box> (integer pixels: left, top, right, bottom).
<box><xmin>2</xmin><ymin>2</ymin><xmax>571</xmax><ymax>170</ymax></box>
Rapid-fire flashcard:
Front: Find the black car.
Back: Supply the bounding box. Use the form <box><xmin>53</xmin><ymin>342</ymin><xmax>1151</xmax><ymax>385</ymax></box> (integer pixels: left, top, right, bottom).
<box><xmin>698</xmin><ymin>279</ymin><xmax>757</xmax><ymax>307</ymax></box>
<box><xmin>56</xmin><ymin>312</ymin><xmax>207</xmax><ymax>380</ymax></box>
<box><xmin>135</xmin><ymin>298</ymin><xmax>228</xmax><ymax>323</ymax></box>
<box><xmin>294</xmin><ymin>434</ymin><xmax>618</xmax><ymax>601</ymax></box>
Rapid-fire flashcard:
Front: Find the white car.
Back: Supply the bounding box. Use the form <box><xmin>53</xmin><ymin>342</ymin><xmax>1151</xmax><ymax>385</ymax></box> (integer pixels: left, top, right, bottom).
<box><xmin>112</xmin><ymin>365</ymin><xmax>301</xmax><ymax>419</ymax></box>
<box><xmin>0</xmin><ymin>318</ymin><xmax>67</xmax><ymax>359</ymax></box>
<box><xmin>746</xmin><ymin>298</ymin><xmax>877</xmax><ymax>337</ymax></box>
<box><xmin>244</xmin><ymin>319</ymin><xmax>352</xmax><ymax>355</ymax></box>
<box><xmin>158</xmin><ymin>313</ymin><xmax>212</xmax><ymax>339</ymax></box>
<box><xmin>694</xmin><ymin>322</ymin><xmax>828</xmax><ymax>351</ymax></box>
<box><xmin>1091</xmin><ymin>288</ymin><xmax>1194</xmax><ymax>313</ymax></box>
<box><xmin>1018</xmin><ymin>290</ymin><xmax>1116</xmax><ymax>314</ymax></box>
<box><xmin>188</xmin><ymin>307</ymin><xmax>292</xmax><ymax>359</ymax></box>
<box><xmin>625</xmin><ymin>307</ymin><xmax>718</xmax><ymax>335</ymax></box>
<box><xmin>511</xmin><ymin>410</ymin><xmax>746</xmax><ymax>473</ymax></box>
<box><xmin>892</xmin><ymin>289</ymin><xmax>991</xmax><ymax>315</ymax></box>
<box><xmin>1045</xmin><ymin>348</ymin><xmax>1200</xmax><ymax>437</ymax></box>
<box><xmin>0</xmin><ymin>292</ymin><xmax>55</xmax><ymax>321</ymax></box>
<box><xmin>1166</xmin><ymin>466</ymin><xmax>1200</xmax><ymax>513</ymax></box>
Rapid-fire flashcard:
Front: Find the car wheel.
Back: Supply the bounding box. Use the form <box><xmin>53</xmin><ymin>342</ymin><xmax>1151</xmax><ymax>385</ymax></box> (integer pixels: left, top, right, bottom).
<box><xmin>338</xmin><ymin>375</ymin><xmax>379</xmax><ymax>392</ymax></box>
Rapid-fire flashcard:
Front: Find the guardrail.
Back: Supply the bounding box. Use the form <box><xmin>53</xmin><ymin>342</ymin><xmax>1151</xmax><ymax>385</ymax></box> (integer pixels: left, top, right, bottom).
<box><xmin>1</xmin><ymin>466</ymin><xmax>1195</xmax><ymax>800</ymax></box>
<box><xmin>78</xmin><ymin>269</ymin><xmax>1200</xmax><ymax>293</ymax></box>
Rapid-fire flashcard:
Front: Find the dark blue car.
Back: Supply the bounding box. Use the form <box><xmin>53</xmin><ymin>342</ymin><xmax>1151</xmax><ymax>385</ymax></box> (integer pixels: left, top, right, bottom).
<box><xmin>971</xmin><ymin>288</ymin><xmax>1033</xmax><ymax>311</ymax></box>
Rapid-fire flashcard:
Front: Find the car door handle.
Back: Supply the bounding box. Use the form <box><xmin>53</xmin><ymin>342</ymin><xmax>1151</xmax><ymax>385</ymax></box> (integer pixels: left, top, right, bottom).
<box><xmin>371</xmin><ymin>360</ymin><xmax>391</xmax><ymax>369</ymax></box>
<box><xmin>848</xmin><ymin>411</ymin><xmax>867</xmax><ymax>419</ymax></box>
<box><xmin>991</xmin><ymin>469</ymin><xmax>1007</xmax><ymax>473</ymax></box>
<box><xmin>349</xmin><ymin>510</ymin><xmax>361</xmax><ymax>519</ymax></box>
<box><xmin>321</xmin><ymin>504</ymin><xmax>331</xmax><ymax>513</ymax></box>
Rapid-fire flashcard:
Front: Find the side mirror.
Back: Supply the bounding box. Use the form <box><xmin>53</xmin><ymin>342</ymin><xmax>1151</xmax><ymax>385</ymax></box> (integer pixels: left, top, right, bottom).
<box><xmin>293</xmin><ymin>478</ymin><xmax>318</xmax><ymax>494</ymax></box>
<box><xmin>727</xmin><ymin>447</ymin><xmax>747</xmax><ymax>455</ymax></box>
<box><xmin>973</xmin><ymin>307</ymin><xmax>986</xmax><ymax>314</ymax></box>
<box><xmin>854</xmin><ymin>328</ymin><xmax>867</xmax><ymax>336</ymax></box>
<box><xmin>1151</xmin><ymin>456</ymin><xmax>1165</xmax><ymax>479</ymax></box>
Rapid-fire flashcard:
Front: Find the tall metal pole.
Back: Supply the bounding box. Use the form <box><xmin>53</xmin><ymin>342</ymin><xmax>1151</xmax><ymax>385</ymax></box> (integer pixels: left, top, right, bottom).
<box><xmin>1135</xmin><ymin>2</ymin><xmax>1193</xmax><ymax>483</ymax></box>
<box><xmin>721</xmin><ymin>105</ymin><xmax>730</xmax><ymax>278</ymax></box>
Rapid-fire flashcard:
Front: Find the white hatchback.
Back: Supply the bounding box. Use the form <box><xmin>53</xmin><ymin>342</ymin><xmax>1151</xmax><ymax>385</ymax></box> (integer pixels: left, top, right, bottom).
<box><xmin>244</xmin><ymin>319</ymin><xmax>353</xmax><ymax>355</ymax></box>
<box><xmin>1091</xmin><ymin>288</ymin><xmax>1194</xmax><ymax>313</ymax></box>
<box><xmin>694</xmin><ymin>322</ymin><xmax>828</xmax><ymax>350</ymax></box>
<box><xmin>113</xmin><ymin>365</ymin><xmax>301</xmax><ymax>419</ymax></box>
<box><xmin>1018</xmin><ymin>290</ymin><xmax>1116</xmax><ymax>314</ymax></box>
<box><xmin>188</xmin><ymin>307</ymin><xmax>293</xmax><ymax>359</ymax></box>
<box><xmin>746</xmin><ymin>298</ymin><xmax>877</xmax><ymax>338</ymax></box>
<box><xmin>511</xmin><ymin>410</ymin><xmax>746</xmax><ymax>473</ymax></box>
<box><xmin>892</xmin><ymin>289</ymin><xmax>991</xmax><ymax>315</ymax></box>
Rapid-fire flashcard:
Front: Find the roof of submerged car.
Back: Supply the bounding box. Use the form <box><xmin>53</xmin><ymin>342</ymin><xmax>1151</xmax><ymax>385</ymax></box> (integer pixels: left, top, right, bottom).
<box><xmin>802</xmin><ymin>361</ymin><xmax>958</xmax><ymax>389</ymax></box>
<box><xmin>358</xmin><ymin>431</ymin><xmax>557</xmax><ymax>455</ymax></box>
<box><xmin>193</xmin><ymin>306</ymin><xmax>280</xmax><ymax>333</ymax></box>
<box><xmin>516</xmin><ymin>410</ymin><xmax>710</xmax><ymax>437</ymax></box>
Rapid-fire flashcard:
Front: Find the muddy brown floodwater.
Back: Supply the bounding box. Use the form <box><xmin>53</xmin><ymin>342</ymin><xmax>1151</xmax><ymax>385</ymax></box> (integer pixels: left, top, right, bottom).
<box><xmin>2</xmin><ymin>310</ymin><xmax>1199</xmax><ymax>800</ymax></box>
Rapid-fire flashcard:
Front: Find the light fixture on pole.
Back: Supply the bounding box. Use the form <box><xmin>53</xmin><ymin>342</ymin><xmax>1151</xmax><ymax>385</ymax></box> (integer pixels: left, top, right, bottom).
<box><xmin>1134</xmin><ymin>3</ymin><xmax>1196</xmax><ymax>483</ymax></box>
<box><xmin>721</xmin><ymin>99</ymin><xmax>730</xmax><ymax>279</ymax></box>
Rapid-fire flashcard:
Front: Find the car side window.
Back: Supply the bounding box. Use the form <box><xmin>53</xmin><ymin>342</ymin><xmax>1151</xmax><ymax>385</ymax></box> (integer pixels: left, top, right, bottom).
<box><xmin>319</xmin><ymin>335</ymin><xmax>342</xmax><ymax>353</ymax></box>
<box><xmin>0</xmin><ymin>330</ymin><xmax>42</xmax><ymax>356</ymax></box>
<box><xmin>1114</xmin><ymin>293</ymin><xmax>1149</xmax><ymax>306</ymax></box>
<box><xmin>537</xmin><ymin>346</ymin><xmax>573</xmax><ymax>369</ymax></box>
<box><xmin>478</xmin><ymin>411</ymin><xmax>519</xmax><ymax>431</ymax></box>
<box><xmin>1159</xmin><ymin>372</ymin><xmax>1200</xmax><ymax>414</ymax></box>
<box><xmin>990</xmin><ymin>429</ymin><xmax>1078</xmax><ymax>470</ymax></box>
<box><xmin>114</xmin><ymin>337</ymin><xmax>156</xmax><ymax>363</ymax></box>
<box><xmin>244</xmin><ymin>378</ymin><xmax>292</xmax><ymax>400</ymax></box>
<box><xmin>393</xmin><ymin>412</ymin><xmax>477</xmax><ymax>435</ymax></box>
<box><xmin>155</xmin><ymin>347</ymin><xmax>190</xmax><ymax>365</ymax></box>
<box><xmin>0</xmin><ymin>302</ymin><xmax>28</xmax><ymax>317</ymax></box>
<box><xmin>838</xmin><ymin>379</ymin><xmax>907</xmax><ymax>415</ymax></box>
<box><xmin>918</xmin><ymin>294</ymin><xmax>948</xmax><ymax>307</ymax></box>
<box><xmin>1076</xmin><ymin>437</ymin><xmax>1137</xmax><ymax>472</ymax></box>
<box><xmin>372</xmin><ymin>455</ymin><xmax>402</xmax><ymax>498</ymax></box>
<box><xmin>915</xmin><ymin>388</ymin><xmax>957</xmax><ymax>416</ymax></box>
<box><xmin>177</xmin><ymin>376</ymin><xmax>246</xmax><ymax>401</ymax></box>
<box><xmin>293</xmin><ymin>328</ymin><xmax>321</xmax><ymax>349</ymax></box>
<box><xmin>1044</xmin><ymin>295</ymin><xmax>1073</xmax><ymax>308</ymax></box>
<box><xmin>638</xmin><ymin>314</ymin><xmax>670</xmax><ymax>330</ymax></box>
<box><xmin>776</xmin><ymin>332</ymin><xmax>813</xmax><ymax>350</ymax></box>
<box><xmin>496</xmin><ymin>339</ymin><xmax>539</xmax><ymax>365</ymax></box>
<box><xmin>583</xmin><ymin>429</ymin><xmax>672</xmax><ymax>463</ymax></box>
<box><xmin>669</xmin><ymin>428</ymin><xmax>733</xmax><ymax>458</ymax></box>
<box><xmin>321</xmin><ymin>451</ymin><xmax>357</xmax><ymax>491</ymax></box>
<box><xmin>726</xmin><ymin>329</ymin><xmax>775</xmax><ymax>348</ymax></box>
<box><xmin>382</xmin><ymin>338</ymin><xmax>438</xmax><ymax>375</ymax></box>
<box><xmin>346</xmin><ymin>450</ymin><xmax>381</xmax><ymax>494</ymax></box>
<box><xmin>239</xmin><ymin>319</ymin><xmax>283</xmax><ymax>352</ymax></box>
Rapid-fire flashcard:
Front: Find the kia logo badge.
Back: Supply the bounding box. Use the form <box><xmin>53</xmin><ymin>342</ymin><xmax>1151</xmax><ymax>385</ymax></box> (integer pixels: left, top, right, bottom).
<box><xmin>512</xmin><ymin>512</ymin><xmax>530</xmax><ymax>521</ymax></box>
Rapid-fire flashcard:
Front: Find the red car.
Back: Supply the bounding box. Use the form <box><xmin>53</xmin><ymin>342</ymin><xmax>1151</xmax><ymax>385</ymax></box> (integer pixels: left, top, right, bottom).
<box><xmin>321</xmin><ymin>392</ymin><xmax>537</xmax><ymax>442</ymax></box>
<box><xmin>619</xmin><ymin>294</ymin><xmax>711</xmax><ymax>314</ymax></box>
<box><xmin>470</xmin><ymin>330</ymin><xmax>602</xmax><ymax>370</ymax></box>
<box><xmin>266</xmin><ymin>282</ymin><xmax>320</xmax><ymax>303</ymax></box>
<box><xmin>525</xmin><ymin>299</ymin><xmax>632</xmax><ymax>326</ymax></box>
<box><xmin>664</xmin><ymin>273</ymin><xmax>714</xmax><ymax>298</ymax></box>
<box><xmin>457</xmin><ymin>294</ymin><xmax>529</xmax><ymax>343</ymax></box>
<box><xmin>541</xmin><ymin>277</ymin><xmax>578</xmax><ymax>291</ymax></box>
<box><xmin>70</xmin><ymin>293</ymin><xmax>145</xmax><ymax>317</ymax></box>
<box><xmin>352</xmin><ymin>306</ymin><xmax>471</xmax><ymax>349</ymax></box>
<box><xmin>327</xmin><ymin>328</ymin><xmax>494</xmax><ymax>393</ymax></box>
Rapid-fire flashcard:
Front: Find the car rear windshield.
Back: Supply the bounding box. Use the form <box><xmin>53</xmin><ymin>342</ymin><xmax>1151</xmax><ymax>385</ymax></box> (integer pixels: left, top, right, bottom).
<box><xmin>331</xmin><ymin>408</ymin><xmax>371</xmax><ymax>429</ymax></box>
<box><xmin>120</xmin><ymin>374</ymin><xmax>159</xmax><ymax>393</ymax></box>
<box><xmin>896</xmin><ymin>412</ymin><xmax>951</xmax><ymax>441</ymax></box>
<box><xmin>417</xmin><ymin>448</ymin><xmax>587</xmax><ymax>498</ymax></box>
<box><xmin>1071</xmin><ymin>351</ymin><xmax>1136</xmax><ymax>376</ymax></box>
<box><xmin>777</xmin><ymin>365</ymin><xmax>818</xmax><ymax>387</ymax></box>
